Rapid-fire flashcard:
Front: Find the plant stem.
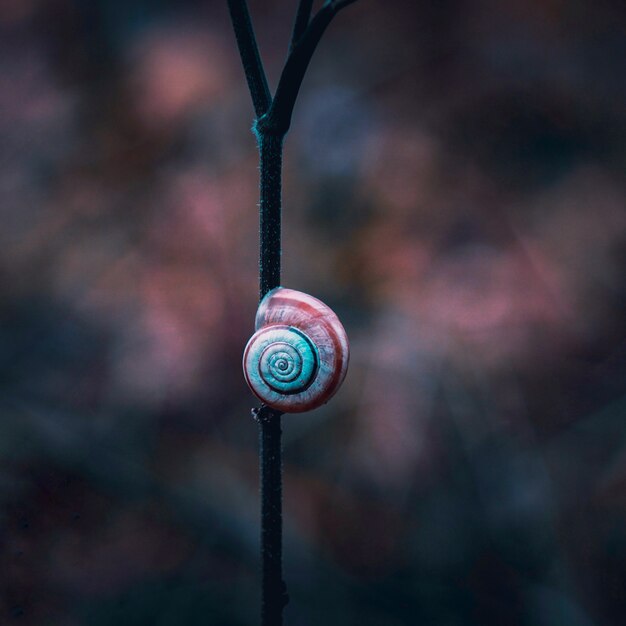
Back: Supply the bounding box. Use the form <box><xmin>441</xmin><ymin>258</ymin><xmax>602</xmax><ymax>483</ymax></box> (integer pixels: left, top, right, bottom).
<box><xmin>256</xmin><ymin>128</ymin><xmax>287</xmax><ymax>625</ymax></box>
<box><xmin>226</xmin><ymin>0</ymin><xmax>271</xmax><ymax>117</ymax></box>
<box><xmin>257</xmin><ymin>132</ymin><xmax>283</xmax><ymax>299</ymax></box>
<box><xmin>257</xmin><ymin>405</ymin><xmax>287</xmax><ymax>626</ymax></box>
<box><xmin>259</xmin><ymin>0</ymin><xmax>358</xmax><ymax>136</ymax></box>
<box><xmin>290</xmin><ymin>0</ymin><xmax>314</xmax><ymax>52</ymax></box>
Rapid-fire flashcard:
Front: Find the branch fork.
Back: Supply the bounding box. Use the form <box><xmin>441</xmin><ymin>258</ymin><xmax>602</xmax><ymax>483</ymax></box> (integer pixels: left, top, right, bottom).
<box><xmin>228</xmin><ymin>0</ymin><xmax>359</xmax><ymax>138</ymax></box>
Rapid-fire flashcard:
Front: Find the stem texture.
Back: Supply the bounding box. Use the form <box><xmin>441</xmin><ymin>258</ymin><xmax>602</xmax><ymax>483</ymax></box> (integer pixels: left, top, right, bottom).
<box><xmin>257</xmin><ymin>131</ymin><xmax>286</xmax><ymax>625</ymax></box>
<box><xmin>257</xmin><ymin>406</ymin><xmax>287</xmax><ymax>626</ymax></box>
<box><xmin>258</xmin><ymin>133</ymin><xmax>283</xmax><ymax>299</ymax></box>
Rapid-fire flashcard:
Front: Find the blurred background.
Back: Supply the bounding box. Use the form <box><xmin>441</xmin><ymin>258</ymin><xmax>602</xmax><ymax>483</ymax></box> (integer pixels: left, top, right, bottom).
<box><xmin>1</xmin><ymin>0</ymin><xmax>625</xmax><ymax>624</ymax></box>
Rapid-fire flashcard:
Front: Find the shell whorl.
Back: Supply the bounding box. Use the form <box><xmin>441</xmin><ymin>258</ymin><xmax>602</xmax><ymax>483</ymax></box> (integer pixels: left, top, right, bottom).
<box><xmin>243</xmin><ymin>288</ymin><xmax>349</xmax><ymax>413</ymax></box>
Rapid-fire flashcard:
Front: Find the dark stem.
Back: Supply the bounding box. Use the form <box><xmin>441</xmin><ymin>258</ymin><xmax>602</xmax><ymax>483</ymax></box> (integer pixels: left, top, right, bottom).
<box><xmin>259</xmin><ymin>0</ymin><xmax>360</xmax><ymax>136</ymax></box>
<box><xmin>290</xmin><ymin>0</ymin><xmax>314</xmax><ymax>52</ymax></box>
<box><xmin>256</xmin><ymin>130</ymin><xmax>286</xmax><ymax>625</ymax></box>
<box><xmin>256</xmin><ymin>406</ymin><xmax>287</xmax><ymax>626</ymax></box>
<box><xmin>226</xmin><ymin>0</ymin><xmax>271</xmax><ymax>117</ymax></box>
<box><xmin>257</xmin><ymin>132</ymin><xmax>283</xmax><ymax>299</ymax></box>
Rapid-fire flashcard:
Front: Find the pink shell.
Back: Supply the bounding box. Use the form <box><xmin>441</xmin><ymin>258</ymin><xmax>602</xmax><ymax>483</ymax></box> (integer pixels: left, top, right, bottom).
<box><xmin>243</xmin><ymin>288</ymin><xmax>349</xmax><ymax>413</ymax></box>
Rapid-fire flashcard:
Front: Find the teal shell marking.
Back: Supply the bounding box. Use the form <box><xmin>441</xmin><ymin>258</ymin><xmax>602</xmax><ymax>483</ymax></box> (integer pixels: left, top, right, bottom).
<box><xmin>243</xmin><ymin>287</ymin><xmax>349</xmax><ymax>413</ymax></box>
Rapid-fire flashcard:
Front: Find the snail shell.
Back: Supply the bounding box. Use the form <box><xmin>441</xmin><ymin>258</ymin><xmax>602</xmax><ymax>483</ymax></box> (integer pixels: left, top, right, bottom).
<box><xmin>243</xmin><ymin>287</ymin><xmax>349</xmax><ymax>413</ymax></box>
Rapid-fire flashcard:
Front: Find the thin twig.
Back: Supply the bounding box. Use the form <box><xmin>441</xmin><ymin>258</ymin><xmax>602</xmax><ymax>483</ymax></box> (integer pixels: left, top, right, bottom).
<box><xmin>332</xmin><ymin>0</ymin><xmax>360</xmax><ymax>9</ymax></box>
<box><xmin>258</xmin><ymin>0</ymin><xmax>360</xmax><ymax>136</ymax></box>
<box><xmin>290</xmin><ymin>0</ymin><xmax>314</xmax><ymax>52</ymax></box>
<box><xmin>226</xmin><ymin>0</ymin><xmax>272</xmax><ymax>117</ymax></box>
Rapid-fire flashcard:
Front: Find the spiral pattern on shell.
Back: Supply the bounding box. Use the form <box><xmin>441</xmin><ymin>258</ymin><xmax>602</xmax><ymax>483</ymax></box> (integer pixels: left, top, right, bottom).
<box><xmin>243</xmin><ymin>288</ymin><xmax>349</xmax><ymax>413</ymax></box>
